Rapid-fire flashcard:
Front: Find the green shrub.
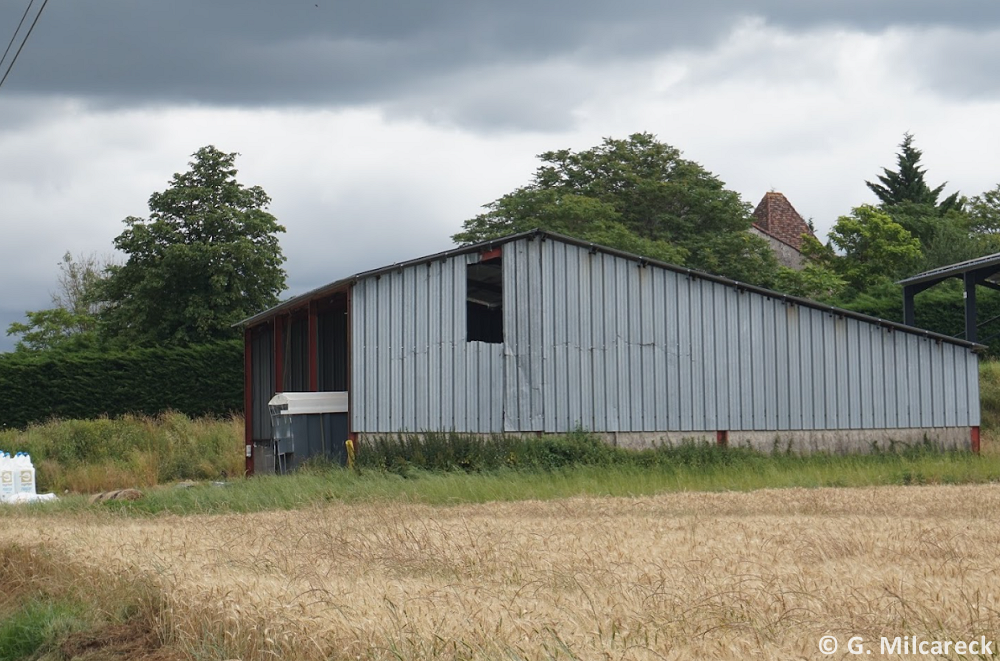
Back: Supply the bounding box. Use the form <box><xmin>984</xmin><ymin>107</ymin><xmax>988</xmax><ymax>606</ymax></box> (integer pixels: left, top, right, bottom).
<box><xmin>0</xmin><ymin>340</ymin><xmax>243</xmax><ymax>430</ymax></box>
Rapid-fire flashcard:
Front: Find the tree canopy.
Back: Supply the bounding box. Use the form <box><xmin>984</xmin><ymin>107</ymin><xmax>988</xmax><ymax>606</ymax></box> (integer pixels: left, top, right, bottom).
<box><xmin>453</xmin><ymin>133</ymin><xmax>779</xmax><ymax>285</ymax></box>
<box><xmin>865</xmin><ymin>132</ymin><xmax>960</xmax><ymax>214</ymax></box>
<box><xmin>99</xmin><ymin>146</ymin><xmax>287</xmax><ymax>345</ymax></box>
<box><xmin>5</xmin><ymin>252</ymin><xmax>106</xmax><ymax>352</ymax></box>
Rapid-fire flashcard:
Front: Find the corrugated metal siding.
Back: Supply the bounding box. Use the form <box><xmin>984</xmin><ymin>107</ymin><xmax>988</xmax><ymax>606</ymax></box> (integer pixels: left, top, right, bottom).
<box><xmin>351</xmin><ymin>255</ymin><xmax>503</xmax><ymax>433</ymax></box>
<box><xmin>500</xmin><ymin>236</ymin><xmax>979</xmax><ymax>433</ymax></box>
<box><xmin>351</xmin><ymin>235</ymin><xmax>980</xmax><ymax>434</ymax></box>
<box><xmin>250</xmin><ymin>324</ymin><xmax>274</xmax><ymax>442</ymax></box>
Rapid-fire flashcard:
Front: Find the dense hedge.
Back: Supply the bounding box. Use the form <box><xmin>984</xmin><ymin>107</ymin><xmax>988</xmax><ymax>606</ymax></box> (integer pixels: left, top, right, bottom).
<box><xmin>0</xmin><ymin>340</ymin><xmax>243</xmax><ymax>429</ymax></box>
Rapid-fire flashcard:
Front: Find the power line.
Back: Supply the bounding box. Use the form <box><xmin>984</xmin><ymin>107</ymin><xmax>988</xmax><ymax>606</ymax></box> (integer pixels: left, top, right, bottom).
<box><xmin>0</xmin><ymin>0</ymin><xmax>35</xmax><ymax>74</ymax></box>
<box><xmin>0</xmin><ymin>0</ymin><xmax>50</xmax><ymax>92</ymax></box>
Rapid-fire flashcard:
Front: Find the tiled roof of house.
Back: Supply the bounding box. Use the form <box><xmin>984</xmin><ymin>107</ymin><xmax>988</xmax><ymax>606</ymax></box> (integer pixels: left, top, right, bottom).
<box><xmin>752</xmin><ymin>191</ymin><xmax>815</xmax><ymax>251</ymax></box>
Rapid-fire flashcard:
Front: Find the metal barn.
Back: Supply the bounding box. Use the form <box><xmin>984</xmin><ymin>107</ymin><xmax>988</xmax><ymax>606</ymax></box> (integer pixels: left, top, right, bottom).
<box><xmin>240</xmin><ymin>230</ymin><xmax>982</xmax><ymax>475</ymax></box>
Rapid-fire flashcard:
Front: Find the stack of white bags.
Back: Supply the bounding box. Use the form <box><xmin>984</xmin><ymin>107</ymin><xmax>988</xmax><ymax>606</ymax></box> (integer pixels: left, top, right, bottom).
<box><xmin>0</xmin><ymin>451</ymin><xmax>56</xmax><ymax>504</ymax></box>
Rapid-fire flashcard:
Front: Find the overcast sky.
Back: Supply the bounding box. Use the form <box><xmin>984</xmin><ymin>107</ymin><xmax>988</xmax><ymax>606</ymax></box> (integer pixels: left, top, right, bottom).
<box><xmin>2</xmin><ymin>1</ymin><xmax>1000</xmax><ymax>351</ymax></box>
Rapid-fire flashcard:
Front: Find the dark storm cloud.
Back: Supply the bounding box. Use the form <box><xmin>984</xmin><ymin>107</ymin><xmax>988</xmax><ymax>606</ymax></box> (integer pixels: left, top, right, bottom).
<box><xmin>3</xmin><ymin>0</ymin><xmax>997</xmax><ymax>113</ymax></box>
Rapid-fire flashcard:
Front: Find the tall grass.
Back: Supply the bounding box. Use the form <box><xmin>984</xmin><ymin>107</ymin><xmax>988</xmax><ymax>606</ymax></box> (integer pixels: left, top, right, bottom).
<box><xmin>0</xmin><ymin>412</ymin><xmax>244</xmax><ymax>493</ymax></box>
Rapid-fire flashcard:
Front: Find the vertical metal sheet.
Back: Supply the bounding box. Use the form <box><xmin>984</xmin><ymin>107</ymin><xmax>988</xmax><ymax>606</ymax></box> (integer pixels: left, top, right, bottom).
<box><xmin>578</xmin><ymin>249</ymin><xmax>594</xmax><ymax>432</ymax></box>
<box><xmin>784</xmin><ymin>304</ymin><xmax>801</xmax><ymax>430</ymax></box>
<box><xmin>896</xmin><ymin>332</ymin><xmax>911</xmax><ymax>427</ymax></box>
<box><xmin>967</xmin><ymin>350</ymin><xmax>981</xmax><ymax>426</ymax></box>
<box><xmin>389</xmin><ymin>270</ymin><xmax>405</xmax><ymax>431</ymax></box>
<box><xmin>677</xmin><ymin>274</ymin><xmax>693</xmax><ymax>431</ymax></box>
<box><xmin>713</xmin><ymin>283</ymin><xmax>731</xmax><ymax>430</ymax></box>
<box><xmin>602</xmin><ymin>255</ymin><xmax>620</xmax><ymax>430</ymax></box>
<box><xmin>846</xmin><ymin>319</ymin><xmax>861</xmax><ymax>430</ymax></box>
<box><xmin>688</xmin><ymin>278</ymin><xmax>705</xmax><ymax>432</ymax></box>
<box><xmin>427</xmin><ymin>261</ymin><xmax>442</xmax><ymax>432</ymax></box>
<box><xmin>859</xmin><ymin>325</ymin><xmax>874</xmax><ymax>429</ymax></box>
<box><xmin>773</xmin><ymin>301</ymin><xmax>789</xmax><ymax>430</ymax></box>
<box><xmin>750</xmin><ymin>295</ymin><xmax>766</xmax><ymax>431</ymax></box>
<box><xmin>439</xmin><ymin>260</ymin><xmax>454</xmax><ymax>431</ymax></box>
<box><xmin>696</xmin><ymin>278</ymin><xmax>713</xmax><ymax>430</ymax></box>
<box><xmin>568</xmin><ymin>248</ymin><xmax>584</xmax><ymax>430</ymax></box>
<box><xmin>833</xmin><ymin>315</ymin><xmax>848</xmax><ymax>429</ymax></box>
<box><xmin>652</xmin><ymin>269</ymin><xmax>669</xmax><ymax>430</ymax></box>
<box><xmin>627</xmin><ymin>263</ymin><xmax>643</xmax><ymax>432</ymax></box>
<box><xmin>590</xmin><ymin>253</ymin><xmax>607</xmax><ymax>431</ymax></box>
<box><xmin>666</xmin><ymin>270</ymin><xmax>681</xmax><ymax>430</ymax></box>
<box><xmin>762</xmin><ymin>295</ymin><xmax>777</xmax><ymax>430</ymax></box>
<box><xmin>541</xmin><ymin>240</ymin><xmax>557</xmax><ymax>431</ymax></box>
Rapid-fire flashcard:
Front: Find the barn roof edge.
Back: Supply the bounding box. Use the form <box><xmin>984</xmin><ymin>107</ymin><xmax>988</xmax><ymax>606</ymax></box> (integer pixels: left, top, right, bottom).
<box><xmin>236</xmin><ymin>229</ymin><xmax>984</xmax><ymax>351</ymax></box>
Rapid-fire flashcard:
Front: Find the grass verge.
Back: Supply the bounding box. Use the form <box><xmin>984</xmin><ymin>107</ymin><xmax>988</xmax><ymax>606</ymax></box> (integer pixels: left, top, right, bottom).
<box><xmin>2</xmin><ymin>443</ymin><xmax>998</xmax><ymax>517</ymax></box>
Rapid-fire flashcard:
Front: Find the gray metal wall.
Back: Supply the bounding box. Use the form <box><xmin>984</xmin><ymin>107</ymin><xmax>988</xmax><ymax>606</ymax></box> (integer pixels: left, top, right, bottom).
<box><xmin>351</xmin><ymin>254</ymin><xmax>504</xmax><ymax>433</ymax></box>
<box><xmin>351</xmin><ymin>236</ymin><xmax>980</xmax><ymax>434</ymax></box>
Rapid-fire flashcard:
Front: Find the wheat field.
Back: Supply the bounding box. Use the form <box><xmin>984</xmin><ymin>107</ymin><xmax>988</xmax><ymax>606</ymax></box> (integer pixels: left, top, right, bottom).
<box><xmin>5</xmin><ymin>484</ymin><xmax>1000</xmax><ymax>660</ymax></box>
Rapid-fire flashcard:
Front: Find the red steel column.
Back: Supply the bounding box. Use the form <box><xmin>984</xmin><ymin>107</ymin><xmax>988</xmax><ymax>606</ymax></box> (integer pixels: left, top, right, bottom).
<box><xmin>971</xmin><ymin>426</ymin><xmax>981</xmax><ymax>454</ymax></box>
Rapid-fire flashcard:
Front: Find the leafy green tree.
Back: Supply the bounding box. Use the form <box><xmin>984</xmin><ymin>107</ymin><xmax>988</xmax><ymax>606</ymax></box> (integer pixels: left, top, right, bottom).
<box><xmin>969</xmin><ymin>184</ymin><xmax>1000</xmax><ymax>253</ymax></box>
<box><xmin>454</xmin><ymin>133</ymin><xmax>779</xmax><ymax>285</ymax></box>
<box><xmin>866</xmin><ymin>133</ymin><xmax>960</xmax><ymax>215</ymax></box>
<box><xmin>6</xmin><ymin>252</ymin><xmax>107</xmax><ymax>352</ymax></box>
<box><xmin>100</xmin><ymin>146</ymin><xmax>287</xmax><ymax>345</ymax></box>
<box><xmin>6</xmin><ymin>307</ymin><xmax>97</xmax><ymax>353</ymax></box>
<box><xmin>828</xmin><ymin>205</ymin><xmax>923</xmax><ymax>292</ymax></box>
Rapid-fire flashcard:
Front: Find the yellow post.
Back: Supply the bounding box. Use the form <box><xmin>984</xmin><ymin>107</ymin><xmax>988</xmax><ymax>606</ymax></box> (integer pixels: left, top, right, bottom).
<box><xmin>345</xmin><ymin>438</ymin><xmax>356</xmax><ymax>471</ymax></box>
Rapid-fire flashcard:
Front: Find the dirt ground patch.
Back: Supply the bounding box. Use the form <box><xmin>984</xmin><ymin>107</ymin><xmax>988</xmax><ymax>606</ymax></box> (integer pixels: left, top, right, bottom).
<box><xmin>59</xmin><ymin>621</ymin><xmax>182</xmax><ymax>661</ymax></box>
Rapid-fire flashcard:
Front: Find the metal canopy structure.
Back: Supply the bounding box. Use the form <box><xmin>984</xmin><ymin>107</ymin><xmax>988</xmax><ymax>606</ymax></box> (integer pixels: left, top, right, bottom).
<box><xmin>899</xmin><ymin>253</ymin><xmax>1000</xmax><ymax>343</ymax></box>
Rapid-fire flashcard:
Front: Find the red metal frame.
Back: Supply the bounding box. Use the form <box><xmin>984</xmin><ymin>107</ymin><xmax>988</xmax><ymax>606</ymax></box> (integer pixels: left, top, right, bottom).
<box><xmin>244</xmin><ymin>328</ymin><xmax>254</xmax><ymax>476</ymax></box>
<box><xmin>716</xmin><ymin>430</ymin><xmax>729</xmax><ymax>448</ymax></box>
<box><xmin>480</xmin><ymin>247</ymin><xmax>502</xmax><ymax>262</ymax></box>
<box><xmin>971</xmin><ymin>426</ymin><xmax>981</xmax><ymax>454</ymax></box>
